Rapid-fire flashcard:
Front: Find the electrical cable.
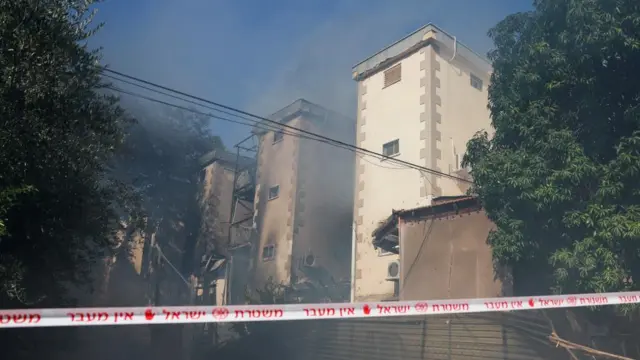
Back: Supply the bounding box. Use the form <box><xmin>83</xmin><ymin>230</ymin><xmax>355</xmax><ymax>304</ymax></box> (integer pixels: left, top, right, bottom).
<box><xmin>102</xmin><ymin>68</ymin><xmax>472</xmax><ymax>183</ymax></box>
<box><xmin>105</xmin><ymin>77</ymin><xmax>444</xmax><ymax>199</ymax></box>
<box><xmin>106</xmin><ymin>85</ymin><xmax>394</xmax><ymax>168</ymax></box>
<box><xmin>102</xmin><ymin>74</ymin><xmax>385</xmax><ymax>162</ymax></box>
<box><xmin>106</xmin><ymin>86</ymin><xmax>365</xmax><ymax>163</ymax></box>
<box><xmin>106</xmin><ymin>76</ymin><xmax>443</xmax><ymax>209</ymax></box>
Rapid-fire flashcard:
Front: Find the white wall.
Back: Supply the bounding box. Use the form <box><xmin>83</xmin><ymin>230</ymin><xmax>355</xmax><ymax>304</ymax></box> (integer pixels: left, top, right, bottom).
<box><xmin>353</xmin><ymin>42</ymin><xmax>492</xmax><ymax>301</ymax></box>
<box><xmin>354</xmin><ymin>51</ymin><xmax>428</xmax><ymax>301</ymax></box>
<box><xmin>434</xmin><ymin>46</ymin><xmax>492</xmax><ymax>195</ymax></box>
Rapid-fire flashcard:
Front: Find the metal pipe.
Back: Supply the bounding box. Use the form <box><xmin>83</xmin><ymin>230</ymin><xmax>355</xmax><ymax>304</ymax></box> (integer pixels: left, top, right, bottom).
<box><xmin>449</xmin><ymin>36</ymin><xmax>458</xmax><ymax>62</ymax></box>
<box><xmin>350</xmin><ymin>221</ymin><xmax>357</xmax><ymax>303</ymax></box>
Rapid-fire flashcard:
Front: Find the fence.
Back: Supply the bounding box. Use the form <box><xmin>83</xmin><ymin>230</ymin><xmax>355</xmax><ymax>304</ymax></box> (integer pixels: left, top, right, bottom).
<box><xmin>209</xmin><ymin>312</ymin><xmax>567</xmax><ymax>360</ymax></box>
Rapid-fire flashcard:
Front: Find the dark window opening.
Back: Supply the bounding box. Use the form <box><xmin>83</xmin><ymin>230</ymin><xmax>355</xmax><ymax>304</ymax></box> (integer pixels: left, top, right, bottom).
<box><xmin>262</xmin><ymin>245</ymin><xmax>275</xmax><ymax>261</ymax></box>
<box><xmin>382</xmin><ymin>139</ymin><xmax>400</xmax><ymax>157</ymax></box>
<box><xmin>268</xmin><ymin>185</ymin><xmax>280</xmax><ymax>200</ymax></box>
<box><xmin>470</xmin><ymin>73</ymin><xmax>483</xmax><ymax>91</ymax></box>
<box><xmin>273</xmin><ymin>129</ymin><xmax>284</xmax><ymax>143</ymax></box>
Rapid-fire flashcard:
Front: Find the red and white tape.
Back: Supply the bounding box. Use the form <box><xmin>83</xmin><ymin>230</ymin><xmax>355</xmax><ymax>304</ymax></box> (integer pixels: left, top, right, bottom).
<box><xmin>0</xmin><ymin>291</ymin><xmax>638</xmax><ymax>328</ymax></box>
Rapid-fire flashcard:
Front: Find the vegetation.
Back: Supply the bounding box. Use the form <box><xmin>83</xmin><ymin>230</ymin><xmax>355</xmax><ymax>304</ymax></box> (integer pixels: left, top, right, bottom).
<box><xmin>464</xmin><ymin>0</ymin><xmax>640</xmax><ymax>305</ymax></box>
<box><xmin>0</xmin><ymin>0</ymin><xmax>139</xmax><ymax>307</ymax></box>
<box><xmin>0</xmin><ymin>0</ymin><xmax>223</xmax><ymax>358</ymax></box>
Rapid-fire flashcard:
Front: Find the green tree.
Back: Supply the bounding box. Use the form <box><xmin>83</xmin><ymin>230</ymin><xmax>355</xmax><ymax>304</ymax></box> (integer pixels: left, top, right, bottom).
<box><xmin>464</xmin><ymin>0</ymin><xmax>640</xmax><ymax>301</ymax></box>
<box><xmin>0</xmin><ymin>0</ymin><xmax>138</xmax><ymax>308</ymax></box>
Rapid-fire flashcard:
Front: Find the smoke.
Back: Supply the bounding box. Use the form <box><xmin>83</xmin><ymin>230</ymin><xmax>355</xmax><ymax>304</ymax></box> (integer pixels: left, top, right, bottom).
<box><xmin>93</xmin><ymin>0</ymin><xmax>530</xmax><ymax>145</ymax></box>
<box><xmin>82</xmin><ymin>1</ymin><xmax>535</xmax><ymax>359</ymax></box>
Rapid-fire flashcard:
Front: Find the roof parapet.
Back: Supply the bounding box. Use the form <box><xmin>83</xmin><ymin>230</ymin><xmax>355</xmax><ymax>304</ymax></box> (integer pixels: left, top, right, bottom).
<box><xmin>352</xmin><ymin>23</ymin><xmax>491</xmax><ymax>81</ymax></box>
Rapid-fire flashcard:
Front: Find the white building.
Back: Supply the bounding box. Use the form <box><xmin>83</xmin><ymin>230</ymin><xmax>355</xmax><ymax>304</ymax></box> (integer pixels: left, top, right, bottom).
<box><xmin>351</xmin><ymin>24</ymin><xmax>493</xmax><ymax>302</ymax></box>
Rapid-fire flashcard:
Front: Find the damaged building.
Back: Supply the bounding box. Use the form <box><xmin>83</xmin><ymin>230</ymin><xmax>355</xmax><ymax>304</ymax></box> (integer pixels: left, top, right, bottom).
<box><xmin>205</xmin><ymin>99</ymin><xmax>356</xmax><ymax>305</ymax></box>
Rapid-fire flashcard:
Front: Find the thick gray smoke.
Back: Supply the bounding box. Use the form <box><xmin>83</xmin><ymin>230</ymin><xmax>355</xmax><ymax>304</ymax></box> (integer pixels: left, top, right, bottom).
<box><xmin>92</xmin><ymin>0</ymin><xmax>516</xmax><ymax>144</ymax></box>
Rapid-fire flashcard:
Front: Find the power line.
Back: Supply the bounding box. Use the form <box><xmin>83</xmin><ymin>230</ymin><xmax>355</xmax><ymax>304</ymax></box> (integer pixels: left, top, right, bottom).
<box><xmin>110</xmin><ymin>85</ymin><xmax>442</xmax><ymax>197</ymax></box>
<box><xmin>107</xmin><ymin>86</ymin><xmax>362</xmax><ymax>160</ymax></box>
<box><xmin>103</xmin><ymin>73</ymin><xmax>272</xmax><ymax>131</ymax></box>
<box><xmin>104</xmin><ymin>74</ymin><xmax>444</xmax><ymax>196</ymax></box>
<box><xmin>103</xmin><ymin>74</ymin><xmax>383</xmax><ymax>162</ymax></box>
<box><xmin>105</xmin><ymin>68</ymin><xmax>468</xmax><ymax>182</ymax></box>
<box><xmin>103</xmin><ymin>68</ymin><xmax>472</xmax><ymax>183</ymax></box>
<box><xmin>103</xmin><ymin>74</ymin><xmax>345</xmax><ymax>151</ymax></box>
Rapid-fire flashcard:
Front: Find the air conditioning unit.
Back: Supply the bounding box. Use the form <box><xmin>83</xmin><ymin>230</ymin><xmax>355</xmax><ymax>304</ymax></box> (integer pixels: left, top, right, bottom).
<box><xmin>386</xmin><ymin>260</ymin><xmax>400</xmax><ymax>281</ymax></box>
<box><xmin>302</xmin><ymin>253</ymin><xmax>316</xmax><ymax>268</ymax></box>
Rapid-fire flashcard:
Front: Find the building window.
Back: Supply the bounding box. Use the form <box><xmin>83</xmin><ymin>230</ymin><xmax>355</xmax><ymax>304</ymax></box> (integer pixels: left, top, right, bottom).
<box><xmin>383</xmin><ymin>64</ymin><xmax>402</xmax><ymax>88</ymax></box>
<box><xmin>382</xmin><ymin>139</ymin><xmax>400</xmax><ymax>157</ymax></box>
<box><xmin>470</xmin><ymin>73</ymin><xmax>483</xmax><ymax>91</ymax></box>
<box><xmin>268</xmin><ymin>185</ymin><xmax>280</xmax><ymax>200</ymax></box>
<box><xmin>273</xmin><ymin>129</ymin><xmax>284</xmax><ymax>143</ymax></box>
<box><xmin>262</xmin><ymin>244</ymin><xmax>275</xmax><ymax>261</ymax></box>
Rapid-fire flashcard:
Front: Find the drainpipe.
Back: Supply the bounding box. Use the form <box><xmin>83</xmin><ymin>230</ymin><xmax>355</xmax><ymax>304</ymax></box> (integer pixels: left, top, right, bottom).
<box><xmin>350</xmin><ymin>221</ymin><xmax>357</xmax><ymax>303</ymax></box>
<box><xmin>449</xmin><ymin>36</ymin><xmax>458</xmax><ymax>62</ymax></box>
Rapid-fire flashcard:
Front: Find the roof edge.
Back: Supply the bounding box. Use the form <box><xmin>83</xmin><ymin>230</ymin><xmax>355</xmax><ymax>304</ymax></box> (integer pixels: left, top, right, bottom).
<box><xmin>352</xmin><ymin>24</ymin><xmax>491</xmax><ymax>81</ymax></box>
<box><xmin>252</xmin><ymin>98</ymin><xmax>353</xmax><ymax>136</ymax></box>
<box><xmin>371</xmin><ymin>196</ymin><xmax>480</xmax><ymax>240</ymax></box>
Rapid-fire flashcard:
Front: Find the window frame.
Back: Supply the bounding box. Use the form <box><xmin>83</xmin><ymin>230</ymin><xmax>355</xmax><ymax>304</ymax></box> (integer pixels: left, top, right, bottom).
<box><xmin>273</xmin><ymin>129</ymin><xmax>284</xmax><ymax>144</ymax></box>
<box><xmin>262</xmin><ymin>244</ymin><xmax>276</xmax><ymax>261</ymax></box>
<box><xmin>268</xmin><ymin>185</ymin><xmax>280</xmax><ymax>200</ymax></box>
<box><xmin>470</xmin><ymin>73</ymin><xmax>483</xmax><ymax>91</ymax></box>
<box><xmin>377</xmin><ymin>248</ymin><xmax>394</xmax><ymax>257</ymax></box>
<box><xmin>382</xmin><ymin>139</ymin><xmax>400</xmax><ymax>158</ymax></box>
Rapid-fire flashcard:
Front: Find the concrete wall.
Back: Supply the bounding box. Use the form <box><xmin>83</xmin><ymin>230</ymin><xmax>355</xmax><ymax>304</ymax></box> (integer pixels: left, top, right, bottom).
<box><xmin>398</xmin><ymin>209</ymin><xmax>506</xmax><ymax>301</ymax></box>
<box><xmin>198</xmin><ymin>160</ymin><xmax>236</xmax><ymax>257</ymax></box>
<box><xmin>353</xmin><ymin>38</ymin><xmax>492</xmax><ymax>301</ymax></box>
<box><xmin>432</xmin><ymin>45</ymin><xmax>492</xmax><ymax>195</ymax></box>
<box><xmin>252</xmin><ymin>108</ymin><xmax>355</xmax><ymax>296</ymax></box>
<box><xmin>290</xmin><ymin>118</ymin><xmax>354</xmax><ymax>296</ymax></box>
<box><xmin>353</xmin><ymin>49</ymin><xmax>425</xmax><ymax>301</ymax></box>
<box><xmin>253</xmin><ymin>118</ymin><xmax>303</xmax><ymax>288</ymax></box>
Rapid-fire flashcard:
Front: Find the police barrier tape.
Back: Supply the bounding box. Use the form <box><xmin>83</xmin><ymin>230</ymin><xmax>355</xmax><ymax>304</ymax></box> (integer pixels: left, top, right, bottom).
<box><xmin>0</xmin><ymin>291</ymin><xmax>638</xmax><ymax>328</ymax></box>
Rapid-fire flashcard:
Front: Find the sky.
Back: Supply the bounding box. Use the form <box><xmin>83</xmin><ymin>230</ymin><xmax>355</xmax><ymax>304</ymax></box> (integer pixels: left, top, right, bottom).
<box><xmin>91</xmin><ymin>0</ymin><xmax>533</xmax><ymax>146</ymax></box>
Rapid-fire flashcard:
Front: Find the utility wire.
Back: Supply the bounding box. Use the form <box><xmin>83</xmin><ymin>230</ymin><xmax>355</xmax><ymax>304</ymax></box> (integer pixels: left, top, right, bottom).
<box><xmin>106</xmin><ymin>85</ymin><xmax>442</xmax><ymax>197</ymax></box>
<box><xmin>111</xmin><ymin>83</ymin><xmax>441</xmax><ymax>197</ymax></box>
<box><xmin>103</xmin><ymin>73</ymin><xmax>275</xmax><ymax>132</ymax></box>
<box><xmin>103</xmin><ymin>73</ymin><xmax>338</xmax><ymax>147</ymax></box>
<box><xmin>105</xmin><ymin>68</ymin><xmax>465</xmax><ymax>183</ymax></box>
<box><xmin>106</xmin><ymin>77</ymin><xmax>449</xmax><ymax>199</ymax></box>
<box><xmin>107</xmin><ymin>86</ymin><xmax>362</xmax><ymax>161</ymax></box>
<box><xmin>103</xmin><ymin>74</ymin><xmax>378</xmax><ymax>161</ymax></box>
<box><xmin>102</xmin><ymin>68</ymin><xmax>472</xmax><ymax>183</ymax></box>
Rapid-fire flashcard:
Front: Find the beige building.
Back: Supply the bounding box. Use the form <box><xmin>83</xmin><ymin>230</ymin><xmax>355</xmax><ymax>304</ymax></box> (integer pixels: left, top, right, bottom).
<box><xmin>196</xmin><ymin>149</ymin><xmax>254</xmax><ymax>306</ymax></box>
<box><xmin>371</xmin><ymin>195</ymin><xmax>509</xmax><ymax>301</ymax></box>
<box><xmin>247</xmin><ymin>99</ymin><xmax>356</xmax><ymax>302</ymax></box>
<box><xmin>351</xmin><ymin>24</ymin><xmax>492</xmax><ymax>301</ymax></box>
<box><xmin>215</xmin><ymin>196</ymin><xmax>615</xmax><ymax>360</ymax></box>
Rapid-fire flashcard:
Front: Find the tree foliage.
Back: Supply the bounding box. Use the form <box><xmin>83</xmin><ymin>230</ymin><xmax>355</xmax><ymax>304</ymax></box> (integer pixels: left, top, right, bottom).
<box><xmin>464</xmin><ymin>0</ymin><xmax>640</xmax><ymax>300</ymax></box>
<box><xmin>0</xmin><ymin>0</ymin><xmax>141</xmax><ymax>307</ymax></box>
